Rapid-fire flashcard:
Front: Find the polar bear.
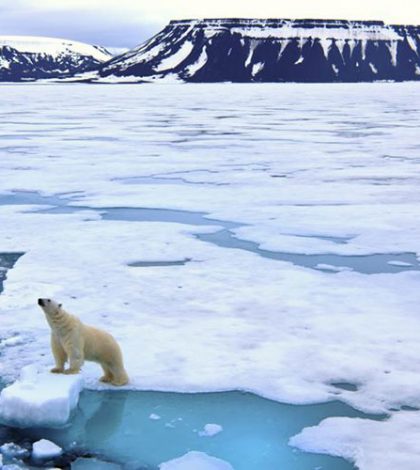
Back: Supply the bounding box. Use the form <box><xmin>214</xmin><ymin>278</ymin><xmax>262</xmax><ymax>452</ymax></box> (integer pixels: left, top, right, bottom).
<box><xmin>38</xmin><ymin>298</ymin><xmax>129</xmax><ymax>386</ymax></box>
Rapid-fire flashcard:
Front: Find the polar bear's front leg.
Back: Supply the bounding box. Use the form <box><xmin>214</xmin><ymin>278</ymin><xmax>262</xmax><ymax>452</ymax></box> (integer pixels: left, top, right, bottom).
<box><xmin>64</xmin><ymin>353</ymin><xmax>84</xmax><ymax>374</ymax></box>
<box><xmin>51</xmin><ymin>334</ymin><xmax>67</xmax><ymax>373</ymax></box>
<box><xmin>63</xmin><ymin>336</ymin><xmax>84</xmax><ymax>374</ymax></box>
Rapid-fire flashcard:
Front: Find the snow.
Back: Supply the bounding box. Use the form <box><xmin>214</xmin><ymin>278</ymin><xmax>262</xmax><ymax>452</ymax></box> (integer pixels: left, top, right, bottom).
<box><xmin>388</xmin><ymin>260</ymin><xmax>412</xmax><ymax>267</ymax></box>
<box><xmin>0</xmin><ymin>335</ymin><xmax>25</xmax><ymax>347</ymax></box>
<box><xmin>169</xmin><ymin>19</ymin><xmax>404</xmax><ymax>42</ymax></box>
<box><xmin>0</xmin><ymin>83</ymin><xmax>419</xmax><ymax>468</ymax></box>
<box><xmin>0</xmin><ymin>36</ymin><xmax>111</xmax><ymax>62</ymax></box>
<box><xmin>0</xmin><ymin>57</ymin><xmax>10</xmax><ymax>70</ymax></box>
<box><xmin>319</xmin><ymin>38</ymin><xmax>331</xmax><ymax>58</ymax></box>
<box><xmin>0</xmin><ymin>364</ymin><xmax>83</xmax><ymax>427</ymax></box>
<box><xmin>159</xmin><ymin>451</ymin><xmax>233</xmax><ymax>470</ymax></box>
<box><xmin>155</xmin><ymin>41</ymin><xmax>195</xmax><ymax>72</ymax></box>
<box><xmin>315</xmin><ymin>264</ymin><xmax>352</xmax><ymax>273</ymax></box>
<box><xmin>0</xmin><ymin>443</ymin><xmax>29</xmax><ymax>459</ymax></box>
<box><xmin>251</xmin><ymin>62</ymin><xmax>264</xmax><ymax>76</ymax></box>
<box><xmin>229</xmin><ymin>24</ymin><xmax>402</xmax><ymax>41</ymax></box>
<box><xmin>119</xmin><ymin>42</ymin><xmax>167</xmax><ymax>71</ymax></box>
<box><xmin>199</xmin><ymin>423</ymin><xmax>223</xmax><ymax>437</ymax></box>
<box><xmin>289</xmin><ymin>411</ymin><xmax>420</xmax><ymax>470</ymax></box>
<box><xmin>149</xmin><ymin>413</ymin><xmax>161</xmax><ymax>420</ymax></box>
<box><xmin>32</xmin><ymin>439</ymin><xmax>62</xmax><ymax>460</ymax></box>
<box><xmin>407</xmin><ymin>36</ymin><xmax>418</xmax><ymax>54</ymax></box>
<box><xmin>334</xmin><ymin>39</ymin><xmax>346</xmax><ymax>57</ymax></box>
<box><xmin>105</xmin><ymin>47</ymin><xmax>129</xmax><ymax>57</ymax></box>
<box><xmin>387</xmin><ymin>42</ymin><xmax>398</xmax><ymax>66</ymax></box>
<box><xmin>244</xmin><ymin>40</ymin><xmax>258</xmax><ymax>67</ymax></box>
<box><xmin>185</xmin><ymin>47</ymin><xmax>208</xmax><ymax>77</ymax></box>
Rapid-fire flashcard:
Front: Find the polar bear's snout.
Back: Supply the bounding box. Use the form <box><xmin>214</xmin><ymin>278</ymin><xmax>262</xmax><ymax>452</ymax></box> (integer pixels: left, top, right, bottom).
<box><xmin>38</xmin><ymin>298</ymin><xmax>62</xmax><ymax>316</ymax></box>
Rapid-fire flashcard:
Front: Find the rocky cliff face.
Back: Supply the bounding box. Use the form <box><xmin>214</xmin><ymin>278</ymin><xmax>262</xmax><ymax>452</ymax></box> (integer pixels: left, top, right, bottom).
<box><xmin>100</xmin><ymin>19</ymin><xmax>420</xmax><ymax>82</ymax></box>
<box><xmin>0</xmin><ymin>36</ymin><xmax>112</xmax><ymax>81</ymax></box>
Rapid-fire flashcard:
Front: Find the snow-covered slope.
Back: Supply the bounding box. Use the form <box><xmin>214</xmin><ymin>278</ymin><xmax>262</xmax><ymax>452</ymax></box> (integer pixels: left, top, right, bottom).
<box><xmin>0</xmin><ymin>36</ymin><xmax>112</xmax><ymax>81</ymax></box>
<box><xmin>99</xmin><ymin>18</ymin><xmax>420</xmax><ymax>82</ymax></box>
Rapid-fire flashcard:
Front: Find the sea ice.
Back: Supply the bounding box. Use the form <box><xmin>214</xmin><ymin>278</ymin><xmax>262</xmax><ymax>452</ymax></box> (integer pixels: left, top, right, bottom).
<box><xmin>387</xmin><ymin>260</ymin><xmax>413</xmax><ymax>267</ymax></box>
<box><xmin>199</xmin><ymin>423</ymin><xmax>223</xmax><ymax>437</ymax></box>
<box><xmin>159</xmin><ymin>451</ymin><xmax>233</xmax><ymax>470</ymax></box>
<box><xmin>32</xmin><ymin>439</ymin><xmax>62</xmax><ymax>460</ymax></box>
<box><xmin>290</xmin><ymin>411</ymin><xmax>420</xmax><ymax>470</ymax></box>
<box><xmin>0</xmin><ymin>83</ymin><xmax>419</xmax><ymax>469</ymax></box>
<box><xmin>0</xmin><ymin>442</ymin><xmax>29</xmax><ymax>459</ymax></box>
<box><xmin>0</xmin><ymin>335</ymin><xmax>25</xmax><ymax>347</ymax></box>
<box><xmin>0</xmin><ymin>364</ymin><xmax>83</xmax><ymax>427</ymax></box>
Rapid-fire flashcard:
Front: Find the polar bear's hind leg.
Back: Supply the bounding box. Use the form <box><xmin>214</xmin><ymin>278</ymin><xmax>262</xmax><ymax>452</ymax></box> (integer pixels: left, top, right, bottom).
<box><xmin>100</xmin><ymin>364</ymin><xmax>113</xmax><ymax>383</ymax></box>
<box><xmin>109</xmin><ymin>365</ymin><xmax>129</xmax><ymax>386</ymax></box>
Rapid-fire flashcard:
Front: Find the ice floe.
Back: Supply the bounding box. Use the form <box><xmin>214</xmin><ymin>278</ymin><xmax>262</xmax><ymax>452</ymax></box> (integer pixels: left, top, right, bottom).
<box><xmin>199</xmin><ymin>423</ymin><xmax>223</xmax><ymax>437</ymax></box>
<box><xmin>0</xmin><ymin>364</ymin><xmax>83</xmax><ymax>427</ymax></box>
<box><xmin>159</xmin><ymin>451</ymin><xmax>233</xmax><ymax>470</ymax></box>
<box><xmin>290</xmin><ymin>411</ymin><xmax>420</xmax><ymax>470</ymax></box>
<box><xmin>32</xmin><ymin>439</ymin><xmax>62</xmax><ymax>460</ymax></box>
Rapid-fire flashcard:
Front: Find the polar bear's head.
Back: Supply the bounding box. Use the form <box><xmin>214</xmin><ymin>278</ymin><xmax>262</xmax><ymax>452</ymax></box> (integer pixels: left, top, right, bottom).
<box><xmin>38</xmin><ymin>298</ymin><xmax>63</xmax><ymax>318</ymax></box>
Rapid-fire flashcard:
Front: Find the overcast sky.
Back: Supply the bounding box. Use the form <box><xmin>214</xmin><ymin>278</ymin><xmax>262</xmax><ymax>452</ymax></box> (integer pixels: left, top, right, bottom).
<box><xmin>1</xmin><ymin>0</ymin><xmax>419</xmax><ymax>49</ymax></box>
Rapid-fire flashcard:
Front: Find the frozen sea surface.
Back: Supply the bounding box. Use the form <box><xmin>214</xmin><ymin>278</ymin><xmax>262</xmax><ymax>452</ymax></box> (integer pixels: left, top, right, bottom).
<box><xmin>0</xmin><ymin>83</ymin><xmax>420</xmax><ymax>469</ymax></box>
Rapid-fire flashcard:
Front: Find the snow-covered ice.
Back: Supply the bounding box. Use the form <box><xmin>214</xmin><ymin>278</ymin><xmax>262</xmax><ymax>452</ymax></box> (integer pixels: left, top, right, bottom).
<box><xmin>31</xmin><ymin>439</ymin><xmax>62</xmax><ymax>460</ymax></box>
<box><xmin>290</xmin><ymin>411</ymin><xmax>420</xmax><ymax>470</ymax></box>
<box><xmin>387</xmin><ymin>260</ymin><xmax>413</xmax><ymax>267</ymax></box>
<box><xmin>0</xmin><ymin>83</ymin><xmax>419</xmax><ymax>468</ymax></box>
<box><xmin>0</xmin><ymin>443</ymin><xmax>29</xmax><ymax>459</ymax></box>
<box><xmin>159</xmin><ymin>451</ymin><xmax>233</xmax><ymax>470</ymax></box>
<box><xmin>0</xmin><ymin>364</ymin><xmax>83</xmax><ymax>427</ymax></box>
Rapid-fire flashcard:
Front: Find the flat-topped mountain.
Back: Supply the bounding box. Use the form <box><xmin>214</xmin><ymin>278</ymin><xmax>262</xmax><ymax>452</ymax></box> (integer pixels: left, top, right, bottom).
<box><xmin>99</xmin><ymin>18</ymin><xmax>420</xmax><ymax>82</ymax></box>
<box><xmin>0</xmin><ymin>36</ymin><xmax>112</xmax><ymax>81</ymax></box>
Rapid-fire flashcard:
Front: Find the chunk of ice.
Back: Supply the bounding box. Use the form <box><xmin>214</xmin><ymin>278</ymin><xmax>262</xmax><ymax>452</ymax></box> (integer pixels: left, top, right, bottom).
<box><xmin>199</xmin><ymin>423</ymin><xmax>223</xmax><ymax>437</ymax></box>
<box><xmin>0</xmin><ymin>335</ymin><xmax>25</xmax><ymax>347</ymax></box>
<box><xmin>0</xmin><ymin>365</ymin><xmax>83</xmax><ymax>427</ymax></box>
<box><xmin>387</xmin><ymin>260</ymin><xmax>413</xmax><ymax>267</ymax></box>
<box><xmin>0</xmin><ymin>442</ymin><xmax>29</xmax><ymax>458</ymax></box>
<box><xmin>32</xmin><ymin>439</ymin><xmax>62</xmax><ymax>460</ymax></box>
<box><xmin>159</xmin><ymin>451</ymin><xmax>233</xmax><ymax>469</ymax></box>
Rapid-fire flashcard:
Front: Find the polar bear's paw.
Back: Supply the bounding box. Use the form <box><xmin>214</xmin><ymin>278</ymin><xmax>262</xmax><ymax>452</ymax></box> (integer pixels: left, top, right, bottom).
<box><xmin>63</xmin><ymin>368</ymin><xmax>80</xmax><ymax>375</ymax></box>
<box><xmin>50</xmin><ymin>367</ymin><xmax>64</xmax><ymax>374</ymax></box>
<box><xmin>100</xmin><ymin>375</ymin><xmax>112</xmax><ymax>383</ymax></box>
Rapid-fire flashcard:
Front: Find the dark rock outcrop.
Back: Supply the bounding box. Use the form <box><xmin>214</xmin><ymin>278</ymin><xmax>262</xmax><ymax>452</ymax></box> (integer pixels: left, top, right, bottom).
<box><xmin>99</xmin><ymin>18</ymin><xmax>420</xmax><ymax>82</ymax></box>
<box><xmin>0</xmin><ymin>36</ymin><xmax>112</xmax><ymax>81</ymax></box>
